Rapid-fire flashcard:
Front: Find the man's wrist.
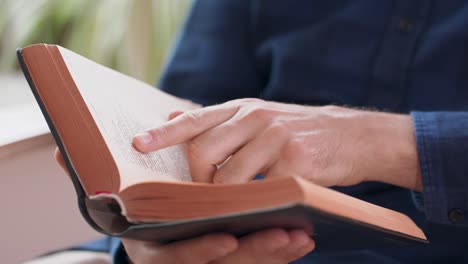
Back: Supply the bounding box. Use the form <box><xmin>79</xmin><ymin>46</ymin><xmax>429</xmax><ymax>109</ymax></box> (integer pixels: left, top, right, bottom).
<box><xmin>365</xmin><ymin>112</ymin><xmax>422</xmax><ymax>191</ymax></box>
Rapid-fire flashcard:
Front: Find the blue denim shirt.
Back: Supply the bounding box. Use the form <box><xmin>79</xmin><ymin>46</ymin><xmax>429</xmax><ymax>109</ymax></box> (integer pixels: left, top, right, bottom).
<box><xmin>79</xmin><ymin>1</ymin><xmax>468</xmax><ymax>263</ymax></box>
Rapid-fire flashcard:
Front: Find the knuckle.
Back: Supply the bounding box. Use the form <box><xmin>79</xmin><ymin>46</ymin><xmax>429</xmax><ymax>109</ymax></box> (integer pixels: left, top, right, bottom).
<box><xmin>244</xmin><ymin>106</ymin><xmax>275</xmax><ymax>122</ymax></box>
<box><xmin>238</xmin><ymin>97</ymin><xmax>264</xmax><ymax>104</ymax></box>
<box><xmin>284</xmin><ymin>139</ymin><xmax>308</xmax><ymax>158</ymax></box>
<box><xmin>321</xmin><ymin>104</ymin><xmax>344</xmax><ymax>112</ymax></box>
<box><xmin>147</xmin><ymin>125</ymin><xmax>168</xmax><ymax>139</ymax></box>
<box><xmin>183</xmin><ymin>110</ymin><xmax>203</xmax><ymax>126</ymax></box>
<box><xmin>266</xmin><ymin>122</ymin><xmax>291</xmax><ymax>140</ymax></box>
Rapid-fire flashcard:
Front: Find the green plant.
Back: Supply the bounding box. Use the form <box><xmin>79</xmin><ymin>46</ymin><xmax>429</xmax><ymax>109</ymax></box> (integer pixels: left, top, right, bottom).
<box><xmin>0</xmin><ymin>0</ymin><xmax>191</xmax><ymax>84</ymax></box>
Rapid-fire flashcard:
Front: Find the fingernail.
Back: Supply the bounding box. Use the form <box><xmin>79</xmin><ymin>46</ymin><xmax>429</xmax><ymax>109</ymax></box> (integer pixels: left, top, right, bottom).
<box><xmin>134</xmin><ymin>132</ymin><xmax>152</xmax><ymax>145</ymax></box>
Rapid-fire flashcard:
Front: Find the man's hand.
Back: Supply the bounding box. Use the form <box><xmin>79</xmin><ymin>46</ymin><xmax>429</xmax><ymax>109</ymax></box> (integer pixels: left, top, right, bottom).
<box><xmin>122</xmin><ymin>228</ymin><xmax>315</xmax><ymax>264</ymax></box>
<box><xmin>133</xmin><ymin>99</ymin><xmax>422</xmax><ymax>190</ymax></box>
<box><xmin>53</xmin><ymin>140</ymin><xmax>315</xmax><ymax>263</ymax></box>
<box><xmin>53</xmin><ymin>150</ymin><xmax>315</xmax><ymax>262</ymax></box>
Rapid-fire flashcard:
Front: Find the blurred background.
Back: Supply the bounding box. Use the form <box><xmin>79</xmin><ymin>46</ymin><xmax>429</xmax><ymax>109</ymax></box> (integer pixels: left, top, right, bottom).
<box><xmin>0</xmin><ymin>0</ymin><xmax>191</xmax><ymax>84</ymax></box>
<box><xmin>0</xmin><ymin>0</ymin><xmax>191</xmax><ymax>263</ymax></box>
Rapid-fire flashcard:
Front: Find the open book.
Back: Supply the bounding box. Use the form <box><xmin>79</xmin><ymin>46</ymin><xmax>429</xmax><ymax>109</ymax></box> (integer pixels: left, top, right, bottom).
<box><xmin>17</xmin><ymin>44</ymin><xmax>428</xmax><ymax>249</ymax></box>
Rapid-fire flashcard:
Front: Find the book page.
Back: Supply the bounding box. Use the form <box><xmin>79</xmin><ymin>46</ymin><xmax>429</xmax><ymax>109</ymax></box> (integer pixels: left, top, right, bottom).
<box><xmin>59</xmin><ymin>47</ymin><xmax>199</xmax><ymax>191</ymax></box>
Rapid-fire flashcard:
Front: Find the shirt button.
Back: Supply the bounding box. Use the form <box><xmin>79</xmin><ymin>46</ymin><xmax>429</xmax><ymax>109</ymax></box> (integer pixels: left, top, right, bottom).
<box><xmin>399</xmin><ymin>19</ymin><xmax>414</xmax><ymax>32</ymax></box>
<box><xmin>448</xmin><ymin>209</ymin><xmax>465</xmax><ymax>224</ymax></box>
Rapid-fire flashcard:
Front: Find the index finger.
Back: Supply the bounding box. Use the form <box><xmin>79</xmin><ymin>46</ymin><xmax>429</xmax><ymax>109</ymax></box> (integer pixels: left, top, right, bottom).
<box><xmin>133</xmin><ymin>103</ymin><xmax>239</xmax><ymax>153</ymax></box>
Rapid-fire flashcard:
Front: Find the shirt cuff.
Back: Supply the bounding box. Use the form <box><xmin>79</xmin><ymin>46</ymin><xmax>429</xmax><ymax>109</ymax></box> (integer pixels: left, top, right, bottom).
<box><xmin>411</xmin><ymin>111</ymin><xmax>468</xmax><ymax>225</ymax></box>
